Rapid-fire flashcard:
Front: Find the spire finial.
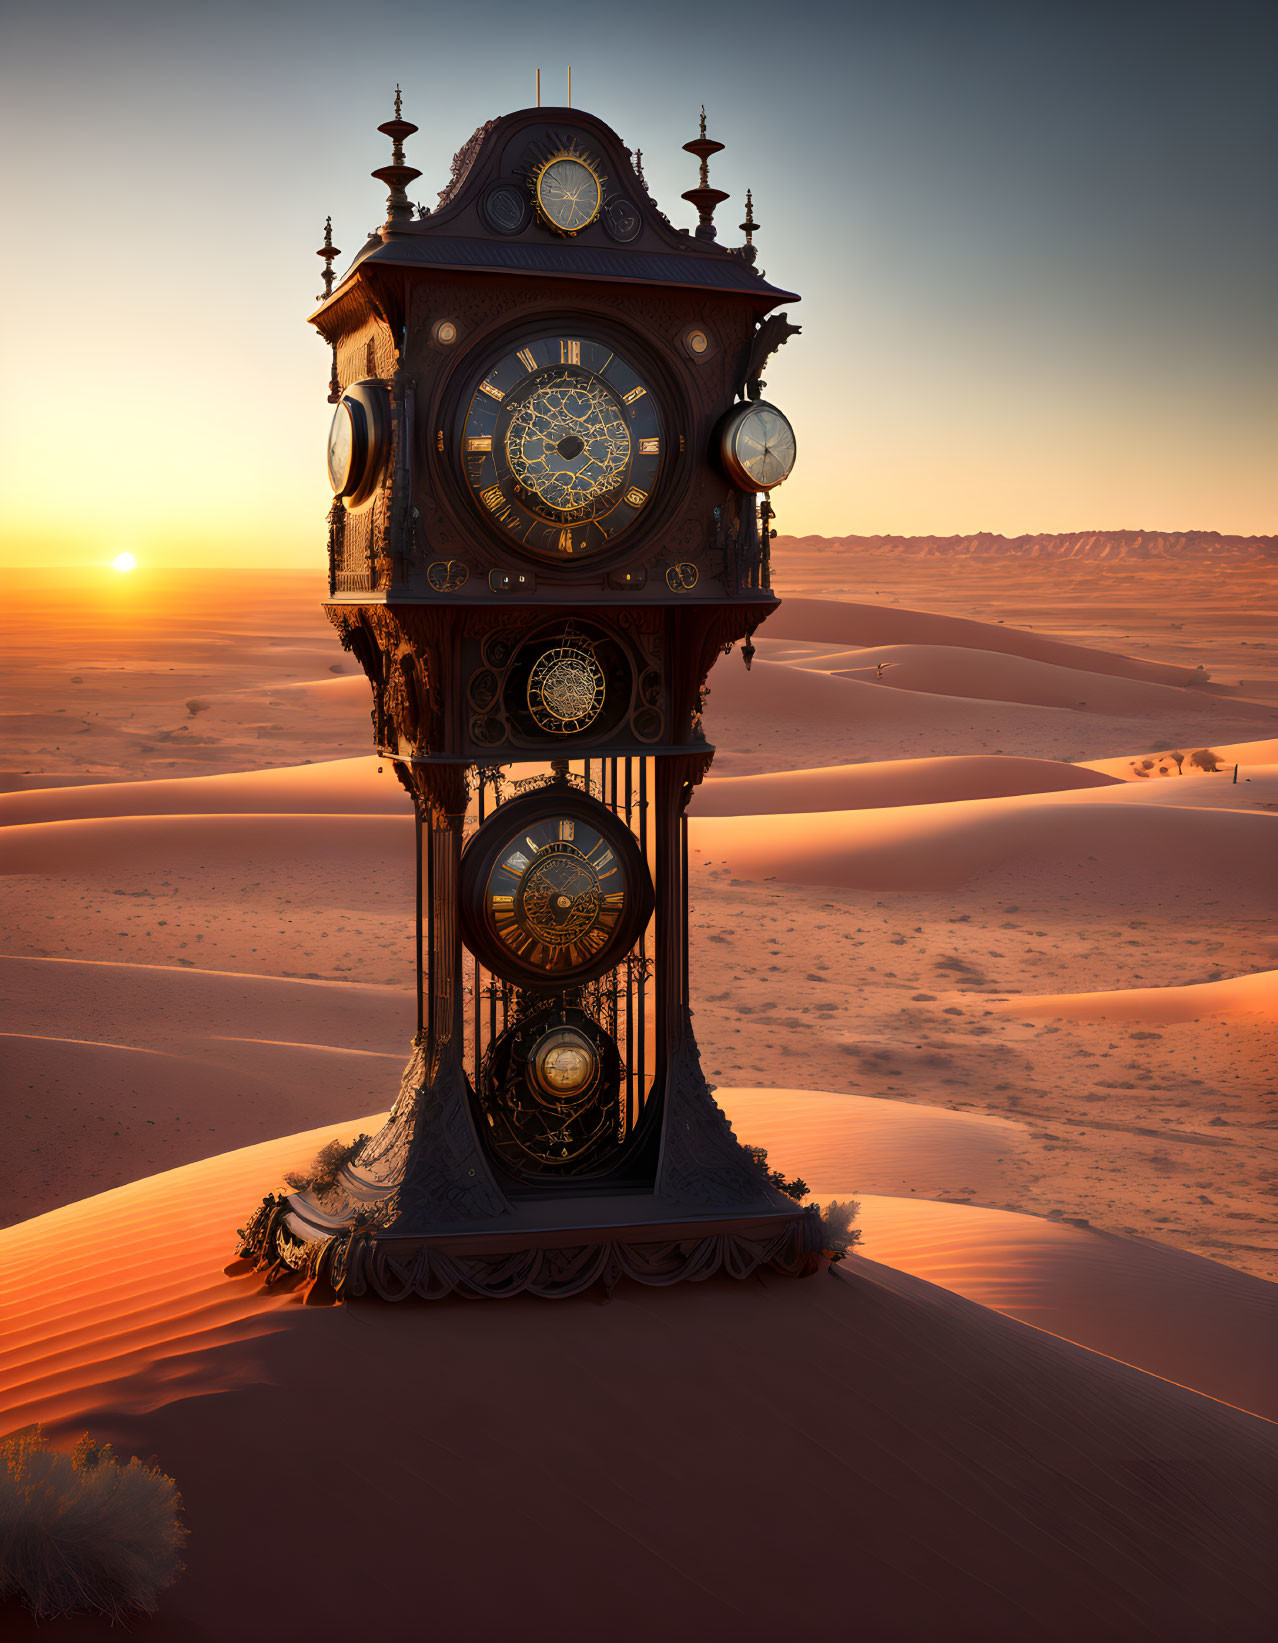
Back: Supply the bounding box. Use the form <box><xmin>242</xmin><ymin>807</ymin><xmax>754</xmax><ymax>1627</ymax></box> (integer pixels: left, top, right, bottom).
<box><xmin>373</xmin><ymin>88</ymin><xmax>421</xmax><ymax>237</ymax></box>
<box><xmin>738</xmin><ymin>189</ymin><xmax>758</xmax><ymax>265</ymax></box>
<box><xmin>634</xmin><ymin>147</ymin><xmax>645</xmax><ymax>184</ymax></box>
<box><xmin>740</xmin><ymin>190</ymin><xmax>756</xmax><ymax>245</ymax></box>
<box><xmin>316</xmin><ymin>215</ymin><xmax>341</xmax><ymax>301</ymax></box>
<box><xmin>682</xmin><ymin>106</ymin><xmax>728</xmax><ymax>241</ymax></box>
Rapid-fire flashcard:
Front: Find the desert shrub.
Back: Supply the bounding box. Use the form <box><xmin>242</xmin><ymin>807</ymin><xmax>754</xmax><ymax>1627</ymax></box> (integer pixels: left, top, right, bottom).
<box><xmin>1188</xmin><ymin>748</ymin><xmax>1221</xmax><ymax>772</ymax></box>
<box><xmin>815</xmin><ymin>1199</ymin><xmax>862</xmax><ymax>1262</ymax></box>
<box><xmin>1168</xmin><ymin>750</ymin><xmax>1185</xmax><ymax>774</ymax></box>
<box><xmin>284</xmin><ymin>1132</ymin><xmax>369</xmax><ymax>1194</ymax></box>
<box><xmin>0</xmin><ymin>1427</ymin><xmax>186</xmax><ymax>1622</ymax></box>
<box><xmin>744</xmin><ymin>1145</ymin><xmax>809</xmax><ymax>1203</ymax></box>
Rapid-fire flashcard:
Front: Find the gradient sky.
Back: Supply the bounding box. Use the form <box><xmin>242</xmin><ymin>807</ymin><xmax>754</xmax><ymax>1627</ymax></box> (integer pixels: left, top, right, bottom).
<box><xmin>1</xmin><ymin>0</ymin><xmax>1274</xmax><ymax>568</ymax></box>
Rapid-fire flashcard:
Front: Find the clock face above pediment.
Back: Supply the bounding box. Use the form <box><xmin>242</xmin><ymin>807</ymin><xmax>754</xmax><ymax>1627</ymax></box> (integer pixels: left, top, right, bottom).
<box><xmin>432</xmin><ymin>115</ymin><xmax>656</xmax><ymax>252</ymax></box>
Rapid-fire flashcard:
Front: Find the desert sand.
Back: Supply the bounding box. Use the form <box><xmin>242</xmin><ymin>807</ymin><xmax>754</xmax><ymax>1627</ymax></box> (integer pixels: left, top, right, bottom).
<box><xmin>1</xmin><ymin>1125</ymin><xmax>1275</xmax><ymax>1642</ymax></box>
<box><xmin>3</xmin><ymin>547</ymin><xmax>1276</xmax><ymax>1635</ymax></box>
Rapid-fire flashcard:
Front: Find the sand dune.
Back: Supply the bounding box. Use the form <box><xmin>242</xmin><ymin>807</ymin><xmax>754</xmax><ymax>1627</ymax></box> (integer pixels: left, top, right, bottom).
<box><xmin>985</xmin><ymin>967</ymin><xmax>1278</xmax><ymax>1023</ymax></box>
<box><xmin>0</xmin><ymin>755</ymin><xmax>401</xmax><ymax>827</ymax></box>
<box><xmin>691</xmin><ymin>793</ymin><xmax>1278</xmax><ymax>900</ymax></box>
<box><xmin>2</xmin><ymin>1030</ymin><xmax>398</xmax><ymax>1227</ymax></box>
<box><xmin>2</xmin><ymin>1126</ymin><xmax>1275</xmax><ymax>1642</ymax></box>
<box><xmin>717</xmin><ymin>1085</ymin><xmax>1026</xmax><ymax>1199</ymax></box>
<box><xmin>852</xmin><ymin>1194</ymin><xmax>1278</xmax><ymax>1421</ymax></box>
<box><xmin>692</xmin><ymin>754</ymin><xmax>1117</xmax><ymax>815</ymax></box>
<box><xmin>0</xmin><ymin>809</ymin><xmax>409</xmax><ymax>876</ymax></box>
<box><xmin>0</xmin><ymin>957</ymin><xmax>413</xmax><ymax>1221</ymax></box>
<box><xmin>1085</xmin><ymin>735</ymin><xmax>1278</xmax><ymax>778</ymax></box>
<box><xmin>829</xmin><ymin>642</ymin><xmax>1222</xmax><ymax>713</ymax></box>
<box><xmin>765</xmin><ymin>595</ymin><xmax>1203</xmax><ymax>685</ymax></box>
<box><xmin>0</xmin><ymin>955</ymin><xmax>412</xmax><ymax>1049</ymax></box>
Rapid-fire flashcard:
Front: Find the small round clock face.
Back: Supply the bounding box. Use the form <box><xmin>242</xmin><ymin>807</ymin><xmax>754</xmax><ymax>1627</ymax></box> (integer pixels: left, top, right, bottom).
<box><xmin>536</xmin><ymin>157</ymin><xmax>602</xmax><ymax>234</ymax></box>
<box><xmin>326</xmin><ymin>402</ymin><xmax>355</xmax><ymax>493</ymax></box>
<box><xmin>526</xmin><ymin>642</ymin><xmax>606</xmax><ymax>734</ymax></box>
<box><xmin>461</xmin><ymin>334</ymin><xmax>663</xmax><ymax>559</ymax></box>
<box><xmin>461</xmin><ymin>793</ymin><xmax>652</xmax><ymax>985</ymax></box>
<box><xmin>723</xmin><ymin>401</ymin><xmax>797</xmax><ymax>491</ymax></box>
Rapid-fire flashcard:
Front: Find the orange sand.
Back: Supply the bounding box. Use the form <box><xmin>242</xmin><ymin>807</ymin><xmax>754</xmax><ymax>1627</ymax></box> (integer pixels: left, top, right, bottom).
<box><xmin>986</xmin><ymin>967</ymin><xmax>1278</xmax><ymax>1023</ymax></box>
<box><xmin>1</xmin><ymin>1126</ymin><xmax>1274</xmax><ymax>1642</ymax></box>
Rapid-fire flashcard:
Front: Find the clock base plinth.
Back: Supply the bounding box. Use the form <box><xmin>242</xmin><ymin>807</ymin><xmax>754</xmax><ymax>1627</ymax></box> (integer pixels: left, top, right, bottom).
<box><xmin>241</xmin><ymin>1195</ymin><xmax>821</xmax><ymax>1303</ymax></box>
<box><xmin>235</xmin><ymin>1033</ymin><xmax>824</xmax><ymax>1302</ymax></box>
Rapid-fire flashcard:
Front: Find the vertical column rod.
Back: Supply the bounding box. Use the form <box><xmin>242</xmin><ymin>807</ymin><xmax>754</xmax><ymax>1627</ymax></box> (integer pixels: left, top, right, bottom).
<box><xmin>637</xmin><ymin>755</ymin><xmax>648</xmax><ymax>1104</ymax></box>
<box><xmin>624</xmin><ymin>753</ymin><xmax>635</xmax><ymax>1129</ymax></box>
<box><xmin>425</xmin><ymin>806</ymin><xmax>436</xmax><ymax>1044</ymax></box>
<box><xmin>414</xmin><ymin>800</ymin><xmax>424</xmax><ymax>1041</ymax></box>
<box><xmin>474</xmin><ymin>779</ymin><xmax>485</xmax><ymax>1092</ymax></box>
<box><xmin>681</xmin><ymin>809</ymin><xmax>690</xmax><ymax>1014</ymax></box>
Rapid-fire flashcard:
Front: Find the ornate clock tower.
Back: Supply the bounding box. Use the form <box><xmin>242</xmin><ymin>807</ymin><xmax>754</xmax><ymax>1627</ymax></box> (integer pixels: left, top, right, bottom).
<box><xmin>239</xmin><ymin>94</ymin><xmax>816</xmax><ymax>1299</ymax></box>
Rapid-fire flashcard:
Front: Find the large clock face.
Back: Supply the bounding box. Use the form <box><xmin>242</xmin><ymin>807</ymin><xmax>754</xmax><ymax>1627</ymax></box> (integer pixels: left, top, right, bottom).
<box><xmin>460</xmin><ymin>791</ymin><xmax>653</xmax><ymax>985</ymax></box>
<box><xmin>460</xmin><ymin>334</ymin><xmax>663</xmax><ymax>560</ymax></box>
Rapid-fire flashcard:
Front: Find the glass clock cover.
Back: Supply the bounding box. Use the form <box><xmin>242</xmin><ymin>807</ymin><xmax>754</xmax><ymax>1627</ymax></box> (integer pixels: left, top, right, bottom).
<box><xmin>721</xmin><ymin>401</ymin><xmax>797</xmax><ymax>491</ymax></box>
<box><xmin>535</xmin><ymin>156</ymin><xmax>602</xmax><ymax>234</ymax></box>
<box><xmin>326</xmin><ymin>401</ymin><xmax>355</xmax><ymax>494</ymax></box>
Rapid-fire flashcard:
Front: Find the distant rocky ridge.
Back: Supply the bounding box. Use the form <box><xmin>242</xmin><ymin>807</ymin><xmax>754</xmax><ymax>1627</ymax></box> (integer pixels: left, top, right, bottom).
<box><xmin>774</xmin><ymin>531</ymin><xmax>1275</xmax><ymax>561</ymax></box>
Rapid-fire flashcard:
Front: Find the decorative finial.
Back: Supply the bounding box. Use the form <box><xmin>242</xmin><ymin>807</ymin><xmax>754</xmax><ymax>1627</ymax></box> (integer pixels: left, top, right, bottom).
<box><xmin>740</xmin><ymin>190</ymin><xmax>756</xmax><ymax>246</ymax></box>
<box><xmin>373</xmin><ymin>88</ymin><xmax>421</xmax><ymax>237</ymax></box>
<box><xmin>738</xmin><ymin>189</ymin><xmax>758</xmax><ymax>265</ymax></box>
<box><xmin>316</xmin><ymin>215</ymin><xmax>341</xmax><ymax>301</ymax></box>
<box><xmin>634</xmin><ymin>147</ymin><xmax>645</xmax><ymax>184</ymax></box>
<box><xmin>682</xmin><ymin>106</ymin><xmax>728</xmax><ymax>241</ymax></box>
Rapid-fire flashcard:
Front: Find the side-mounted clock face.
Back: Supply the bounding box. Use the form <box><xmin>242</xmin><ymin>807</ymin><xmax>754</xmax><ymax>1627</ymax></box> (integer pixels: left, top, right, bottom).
<box><xmin>533</xmin><ymin>155</ymin><xmax>602</xmax><ymax>235</ymax></box>
<box><xmin>460</xmin><ymin>789</ymin><xmax>653</xmax><ymax>986</ymax></box>
<box><xmin>719</xmin><ymin>400</ymin><xmax>797</xmax><ymax>492</ymax></box>
<box><xmin>325</xmin><ymin>380</ymin><xmax>389</xmax><ymax>509</ymax></box>
<box><xmin>460</xmin><ymin>334</ymin><xmax>663</xmax><ymax>560</ymax></box>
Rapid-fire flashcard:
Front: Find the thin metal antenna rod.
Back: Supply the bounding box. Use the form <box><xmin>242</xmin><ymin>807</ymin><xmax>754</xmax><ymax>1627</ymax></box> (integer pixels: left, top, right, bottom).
<box><xmin>568</xmin><ymin>65</ymin><xmax>572</xmax><ymax>107</ymax></box>
<box><xmin>536</xmin><ymin>68</ymin><xmax>541</xmax><ymax>107</ymax></box>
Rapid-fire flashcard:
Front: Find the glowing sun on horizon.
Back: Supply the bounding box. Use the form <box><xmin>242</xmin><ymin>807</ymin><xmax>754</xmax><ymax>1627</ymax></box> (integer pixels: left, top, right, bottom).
<box><xmin>112</xmin><ymin>552</ymin><xmax>137</xmax><ymax>573</ymax></box>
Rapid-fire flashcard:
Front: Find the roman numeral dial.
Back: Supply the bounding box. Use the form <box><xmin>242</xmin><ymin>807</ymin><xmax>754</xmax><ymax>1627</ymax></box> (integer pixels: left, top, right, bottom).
<box><xmin>458</xmin><ymin>332</ymin><xmax>665</xmax><ymax>562</ymax></box>
<box><xmin>460</xmin><ymin>792</ymin><xmax>654</xmax><ymax>988</ymax></box>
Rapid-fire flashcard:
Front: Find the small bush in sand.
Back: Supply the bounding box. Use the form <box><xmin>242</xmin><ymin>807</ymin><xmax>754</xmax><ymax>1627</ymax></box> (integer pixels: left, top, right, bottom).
<box><xmin>0</xmin><ymin>1427</ymin><xmax>186</xmax><ymax>1622</ymax></box>
<box><xmin>745</xmin><ymin>1144</ymin><xmax>810</xmax><ymax>1203</ymax></box>
<box><xmin>284</xmin><ymin>1132</ymin><xmax>370</xmax><ymax>1194</ymax></box>
<box><xmin>815</xmin><ymin>1199</ymin><xmax>862</xmax><ymax>1263</ymax></box>
<box><xmin>1188</xmin><ymin>748</ymin><xmax>1222</xmax><ymax>773</ymax></box>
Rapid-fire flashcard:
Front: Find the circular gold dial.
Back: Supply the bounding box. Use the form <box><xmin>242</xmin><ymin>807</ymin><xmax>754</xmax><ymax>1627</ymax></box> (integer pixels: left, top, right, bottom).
<box><xmin>527</xmin><ymin>1026</ymin><xmax>601</xmax><ymax>1101</ymax></box>
<box><xmin>506</xmin><ymin>375</ymin><xmax>630</xmax><ymax>516</ymax></box>
<box><xmin>535</xmin><ymin>156</ymin><xmax>602</xmax><ymax>234</ymax></box>
<box><xmin>460</xmin><ymin>334</ymin><xmax>663</xmax><ymax>559</ymax></box>
<box><xmin>461</xmin><ymin>792</ymin><xmax>653</xmax><ymax>986</ymax></box>
<box><xmin>526</xmin><ymin>643</ymin><xmax>606</xmax><ymax>734</ymax></box>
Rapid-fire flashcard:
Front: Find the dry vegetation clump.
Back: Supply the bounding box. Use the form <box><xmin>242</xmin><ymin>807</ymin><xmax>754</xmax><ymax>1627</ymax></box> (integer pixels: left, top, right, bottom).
<box><xmin>744</xmin><ymin>1144</ymin><xmax>810</xmax><ymax>1203</ymax></box>
<box><xmin>815</xmin><ymin>1199</ymin><xmax>862</xmax><ymax>1263</ymax></box>
<box><xmin>742</xmin><ymin>1147</ymin><xmax>862</xmax><ymax>1262</ymax></box>
<box><xmin>284</xmin><ymin>1131</ymin><xmax>370</xmax><ymax>1194</ymax></box>
<box><xmin>0</xmin><ymin>1427</ymin><xmax>186</xmax><ymax>1622</ymax></box>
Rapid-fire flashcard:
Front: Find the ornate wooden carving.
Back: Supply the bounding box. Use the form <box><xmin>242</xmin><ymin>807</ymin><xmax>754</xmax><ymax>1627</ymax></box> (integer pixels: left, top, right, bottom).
<box><xmin>238</xmin><ymin>102</ymin><xmax>808</xmax><ymax>1298</ymax></box>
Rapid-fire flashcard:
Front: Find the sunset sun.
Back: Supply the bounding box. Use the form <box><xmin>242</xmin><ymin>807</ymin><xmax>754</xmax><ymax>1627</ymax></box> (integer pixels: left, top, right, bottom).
<box><xmin>112</xmin><ymin>552</ymin><xmax>137</xmax><ymax>573</ymax></box>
